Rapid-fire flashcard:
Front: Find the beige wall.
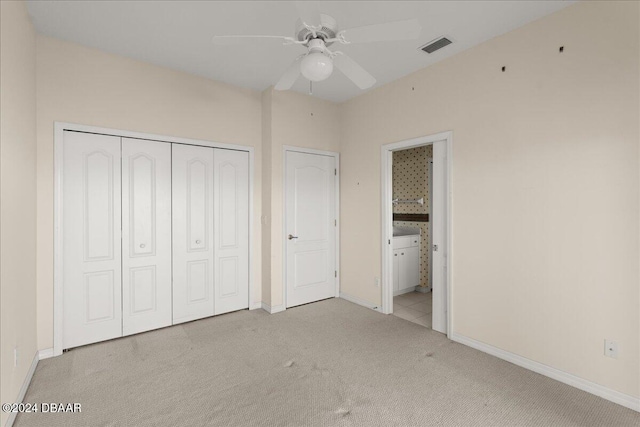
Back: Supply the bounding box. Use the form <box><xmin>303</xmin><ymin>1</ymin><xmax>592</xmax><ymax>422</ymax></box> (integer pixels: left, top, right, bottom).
<box><xmin>262</xmin><ymin>89</ymin><xmax>341</xmax><ymax>309</ymax></box>
<box><xmin>340</xmin><ymin>0</ymin><xmax>640</xmax><ymax>398</ymax></box>
<box><xmin>0</xmin><ymin>1</ymin><xmax>38</xmax><ymax>425</ymax></box>
<box><xmin>35</xmin><ymin>36</ymin><xmax>263</xmax><ymax>350</ymax></box>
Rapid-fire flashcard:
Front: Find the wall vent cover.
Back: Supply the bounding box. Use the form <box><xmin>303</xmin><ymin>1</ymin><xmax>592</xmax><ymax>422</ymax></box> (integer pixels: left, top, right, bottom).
<box><xmin>420</xmin><ymin>37</ymin><xmax>452</xmax><ymax>54</ymax></box>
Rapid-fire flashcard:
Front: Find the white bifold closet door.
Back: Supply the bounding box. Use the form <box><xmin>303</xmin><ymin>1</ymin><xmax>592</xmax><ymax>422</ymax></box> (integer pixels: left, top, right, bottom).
<box><xmin>213</xmin><ymin>149</ymin><xmax>249</xmax><ymax>315</ymax></box>
<box><xmin>63</xmin><ymin>132</ymin><xmax>250</xmax><ymax>349</ymax></box>
<box><xmin>172</xmin><ymin>146</ymin><xmax>249</xmax><ymax>321</ymax></box>
<box><xmin>121</xmin><ymin>138</ymin><xmax>172</xmax><ymax>335</ymax></box>
<box><xmin>172</xmin><ymin>144</ymin><xmax>215</xmax><ymax>324</ymax></box>
<box><xmin>63</xmin><ymin>131</ymin><xmax>123</xmax><ymax>349</ymax></box>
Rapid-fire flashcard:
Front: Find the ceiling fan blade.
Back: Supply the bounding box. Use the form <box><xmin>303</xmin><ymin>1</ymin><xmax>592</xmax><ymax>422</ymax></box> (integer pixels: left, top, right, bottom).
<box><xmin>274</xmin><ymin>55</ymin><xmax>305</xmax><ymax>91</ymax></box>
<box><xmin>295</xmin><ymin>1</ymin><xmax>321</xmax><ymax>26</ymax></box>
<box><xmin>334</xmin><ymin>53</ymin><xmax>376</xmax><ymax>90</ymax></box>
<box><xmin>212</xmin><ymin>35</ymin><xmax>296</xmax><ymax>45</ymax></box>
<box><xmin>339</xmin><ymin>19</ymin><xmax>421</xmax><ymax>44</ymax></box>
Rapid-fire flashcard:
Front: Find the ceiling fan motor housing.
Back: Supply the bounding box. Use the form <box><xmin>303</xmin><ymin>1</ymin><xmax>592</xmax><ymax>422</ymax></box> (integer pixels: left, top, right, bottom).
<box><xmin>296</xmin><ymin>14</ymin><xmax>338</xmax><ymax>46</ymax></box>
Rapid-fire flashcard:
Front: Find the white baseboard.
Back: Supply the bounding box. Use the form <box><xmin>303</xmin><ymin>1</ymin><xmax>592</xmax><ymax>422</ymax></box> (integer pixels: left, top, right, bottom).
<box><xmin>339</xmin><ymin>292</ymin><xmax>381</xmax><ymax>311</ymax></box>
<box><xmin>261</xmin><ymin>302</ymin><xmax>285</xmax><ymax>314</ymax></box>
<box><xmin>393</xmin><ymin>287</ymin><xmax>417</xmax><ymax>296</ymax></box>
<box><xmin>451</xmin><ymin>333</ymin><xmax>640</xmax><ymax>413</ymax></box>
<box><xmin>38</xmin><ymin>348</ymin><xmax>54</xmax><ymax>360</ymax></box>
<box><xmin>249</xmin><ymin>302</ymin><xmax>262</xmax><ymax>310</ymax></box>
<box><xmin>5</xmin><ymin>351</ymin><xmax>39</xmax><ymax>427</ymax></box>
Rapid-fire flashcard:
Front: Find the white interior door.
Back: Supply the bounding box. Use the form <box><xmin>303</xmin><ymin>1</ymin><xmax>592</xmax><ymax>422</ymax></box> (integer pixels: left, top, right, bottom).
<box><xmin>63</xmin><ymin>131</ymin><xmax>122</xmax><ymax>349</ymax></box>
<box><xmin>285</xmin><ymin>151</ymin><xmax>337</xmax><ymax>308</ymax></box>
<box><xmin>121</xmin><ymin>137</ymin><xmax>172</xmax><ymax>336</ymax></box>
<box><xmin>432</xmin><ymin>140</ymin><xmax>447</xmax><ymax>334</ymax></box>
<box><xmin>213</xmin><ymin>149</ymin><xmax>249</xmax><ymax>315</ymax></box>
<box><xmin>172</xmin><ymin>143</ymin><xmax>215</xmax><ymax>323</ymax></box>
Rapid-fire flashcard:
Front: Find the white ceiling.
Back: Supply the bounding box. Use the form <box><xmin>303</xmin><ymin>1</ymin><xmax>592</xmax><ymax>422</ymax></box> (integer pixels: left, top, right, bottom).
<box><xmin>26</xmin><ymin>1</ymin><xmax>574</xmax><ymax>103</ymax></box>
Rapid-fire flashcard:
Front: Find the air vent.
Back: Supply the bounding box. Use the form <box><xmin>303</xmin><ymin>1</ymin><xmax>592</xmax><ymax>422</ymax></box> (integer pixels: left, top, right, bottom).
<box><xmin>420</xmin><ymin>37</ymin><xmax>452</xmax><ymax>54</ymax></box>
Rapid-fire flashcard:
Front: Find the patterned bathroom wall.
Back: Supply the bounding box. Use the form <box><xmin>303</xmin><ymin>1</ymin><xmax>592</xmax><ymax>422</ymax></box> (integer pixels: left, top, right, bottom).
<box><xmin>392</xmin><ymin>145</ymin><xmax>432</xmax><ymax>289</ymax></box>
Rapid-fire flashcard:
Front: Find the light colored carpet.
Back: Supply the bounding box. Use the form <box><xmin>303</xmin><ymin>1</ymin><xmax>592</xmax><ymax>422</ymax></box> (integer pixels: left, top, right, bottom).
<box><xmin>16</xmin><ymin>298</ymin><xmax>639</xmax><ymax>426</ymax></box>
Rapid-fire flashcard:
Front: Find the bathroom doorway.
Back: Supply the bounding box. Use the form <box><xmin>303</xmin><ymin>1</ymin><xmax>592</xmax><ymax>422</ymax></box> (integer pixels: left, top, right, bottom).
<box><xmin>390</xmin><ymin>145</ymin><xmax>433</xmax><ymax>327</ymax></box>
<box><xmin>380</xmin><ymin>132</ymin><xmax>451</xmax><ymax>336</ymax></box>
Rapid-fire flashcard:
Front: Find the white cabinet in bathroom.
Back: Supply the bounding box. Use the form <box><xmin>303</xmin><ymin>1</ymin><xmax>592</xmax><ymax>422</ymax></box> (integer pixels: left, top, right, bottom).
<box><xmin>393</xmin><ymin>235</ymin><xmax>420</xmax><ymax>296</ymax></box>
<box><xmin>393</xmin><ymin>249</ymin><xmax>400</xmax><ymax>292</ymax></box>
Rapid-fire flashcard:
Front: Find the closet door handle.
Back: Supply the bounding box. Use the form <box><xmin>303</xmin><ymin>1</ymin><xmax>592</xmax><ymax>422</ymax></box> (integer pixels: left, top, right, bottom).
<box><xmin>139</xmin><ymin>243</ymin><xmax>146</xmax><ymax>249</ymax></box>
<box><xmin>195</xmin><ymin>240</ymin><xmax>201</xmax><ymax>244</ymax></box>
<box><xmin>288</xmin><ymin>234</ymin><xmax>298</xmax><ymax>240</ymax></box>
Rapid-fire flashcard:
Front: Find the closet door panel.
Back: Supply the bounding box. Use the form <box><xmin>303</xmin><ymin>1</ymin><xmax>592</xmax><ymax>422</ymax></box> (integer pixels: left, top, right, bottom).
<box><xmin>62</xmin><ymin>131</ymin><xmax>122</xmax><ymax>349</ymax></box>
<box><xmin>121</xmin><ymin>138</ymin><xmax>172</xmax><ymax>335</ymax></box>
<box><xmin>172</xmin><ymin>144</ymin><xmax>215</xmax><ymax>323</ymax></box>
<box><xmin>214</xmin><ymin>149</ymin><xmax>249</xmax><ymax>315</ymax></box>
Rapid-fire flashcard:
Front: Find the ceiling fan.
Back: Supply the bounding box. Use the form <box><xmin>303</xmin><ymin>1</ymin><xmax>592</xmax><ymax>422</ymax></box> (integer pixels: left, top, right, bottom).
<box><xmin>212</xmin><ymin>4</ymin><xmax>421</xmax><ymax>92</ymax></box>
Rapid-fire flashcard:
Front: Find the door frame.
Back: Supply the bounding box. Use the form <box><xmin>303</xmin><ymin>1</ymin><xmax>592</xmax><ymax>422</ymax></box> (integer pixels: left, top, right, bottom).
<box><xmin>53</xmin><ymin>121</ymin><xmax>257</xmax><ymax>356</ymax></box>
<box><xmin>380</xmin><ymin>131</ymin><xmax>453</xmax><ymax>338</ymax></box>
<box><xmin>282</xmin><ymin>146</ymin><xmax>340</xmax><ymax>310</ymax></box>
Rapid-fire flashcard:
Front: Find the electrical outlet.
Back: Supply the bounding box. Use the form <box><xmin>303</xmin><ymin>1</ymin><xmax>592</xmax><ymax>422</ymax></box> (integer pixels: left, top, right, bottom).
<box><xmin>14</xmin><ymin>347</ymin><xmax>18</xmax><ymax>367</ymax></box>
<box><xmin>604</xmin><ymin>339</ymin><xmax>618</xmax><ymax>359</ymax></box>
<box><xmin>374</xmin><ymin>277</ymin><xmax>380</xmax><ymax>287</ymax></box>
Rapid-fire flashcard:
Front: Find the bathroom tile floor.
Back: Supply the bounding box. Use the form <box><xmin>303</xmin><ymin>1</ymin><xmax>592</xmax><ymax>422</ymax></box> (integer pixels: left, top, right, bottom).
<box><xmin>393</xmin><ymin>291</ymin><xmax>432</xmax><ymax>328</ymax></box>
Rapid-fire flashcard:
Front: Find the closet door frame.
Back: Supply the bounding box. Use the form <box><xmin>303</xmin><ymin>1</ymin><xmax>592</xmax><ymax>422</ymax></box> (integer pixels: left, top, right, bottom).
<box><xmin>53</xmin><ymin>122</ymin><xmax>256</xmax><ymax>357</ymax></box>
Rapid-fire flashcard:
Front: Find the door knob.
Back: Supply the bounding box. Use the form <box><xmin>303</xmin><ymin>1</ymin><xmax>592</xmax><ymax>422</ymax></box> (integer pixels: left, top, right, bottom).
<box><xmin>195</xmin><ymin>240</ymin><xmax>201</xmax><ymax>244</ymax></box>
<box><xmin>140</xmin><ymin>244</ymin><xmax>145</xmax><ymax>249</ymax></box>
<box><xmin>288</xmin><ymin>234</ymin><xmax>298</xmax><ymax>240</ymax></box>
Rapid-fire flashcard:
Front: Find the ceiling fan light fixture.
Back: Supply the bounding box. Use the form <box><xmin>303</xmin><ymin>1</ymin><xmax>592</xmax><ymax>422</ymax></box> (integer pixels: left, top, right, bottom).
<box><xmin>214</xmin><ymin>12</ymin><xmax>420</xmax><ymax>92</ymax></box>
<box><xmin>300</xmin><ymin>52</ymin><xmax>333</xmax><ymax>82</ymax></box>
